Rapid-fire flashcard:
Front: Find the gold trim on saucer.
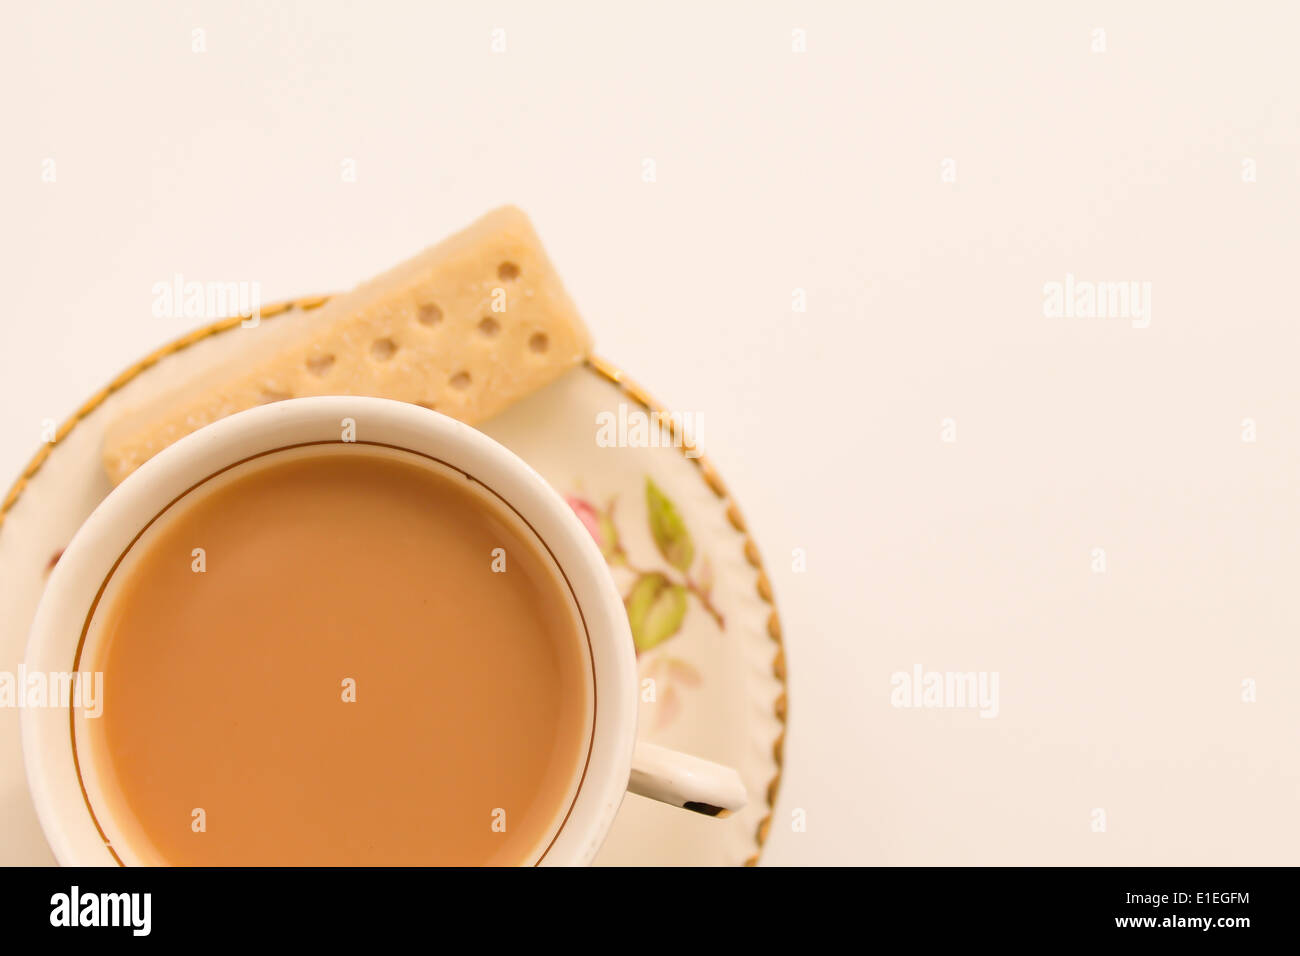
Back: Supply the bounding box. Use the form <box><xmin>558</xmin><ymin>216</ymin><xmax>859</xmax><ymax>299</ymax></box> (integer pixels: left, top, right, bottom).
<box><xmin>583</xmin><ymin>357</ymin><xmax>787</xmax><ymax>866</ymax></box>
<box><xmin>0</xmin><ymin>295</ymin><xmax>787</xmax><ymax>867</ymax></box>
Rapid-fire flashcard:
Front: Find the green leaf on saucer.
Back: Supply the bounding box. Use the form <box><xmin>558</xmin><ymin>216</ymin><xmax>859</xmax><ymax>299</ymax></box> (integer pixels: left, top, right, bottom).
<box><xmin>598</xmin><ymin>510</ymin><xmax>620</xmax><ymax>561</ymax></box>
<box><xmin>625</xmin><ymin>572</ymin><xmax>688</xmax><ymax>652</ymax></box>
<box><xmin>646</xmin><ymin>478</ymin><xmax>694</xmax><ymax>573</ymax></box>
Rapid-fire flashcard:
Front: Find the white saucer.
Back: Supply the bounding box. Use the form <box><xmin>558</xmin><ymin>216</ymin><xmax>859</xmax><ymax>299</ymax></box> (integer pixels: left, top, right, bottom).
<box><xmin>0</xmin><ymin>297</ymin><xmax>786</xmax><ymax>866</ymax></box>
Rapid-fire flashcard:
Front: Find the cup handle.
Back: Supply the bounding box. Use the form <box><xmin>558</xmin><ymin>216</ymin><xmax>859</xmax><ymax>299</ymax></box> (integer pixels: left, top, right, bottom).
<box><xmin>627</xmin><ymin>742</ymin><xmax>748</xmax><ymax>817</ymax></box>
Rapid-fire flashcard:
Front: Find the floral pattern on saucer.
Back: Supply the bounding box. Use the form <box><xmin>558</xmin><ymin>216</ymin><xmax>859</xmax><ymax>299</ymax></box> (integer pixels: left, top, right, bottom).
<box><xmin>567</xmin><ymin>478</ymin><xmax>723</xmax><ymax>732</ymax></box>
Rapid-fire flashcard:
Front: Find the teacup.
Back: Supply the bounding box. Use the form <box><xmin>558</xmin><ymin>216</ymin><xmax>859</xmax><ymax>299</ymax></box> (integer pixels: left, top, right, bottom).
<box><xmin>22</xmin><ymin>396</ymin><xmax>745</xmax><ymax>866</ymax></box>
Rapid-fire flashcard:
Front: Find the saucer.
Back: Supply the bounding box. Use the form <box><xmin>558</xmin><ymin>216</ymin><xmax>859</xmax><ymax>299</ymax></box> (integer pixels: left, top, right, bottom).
<box><xmin>0</xmin><ymin>296</ymin><xmax>786</xmax><ymax>866</ymax></box>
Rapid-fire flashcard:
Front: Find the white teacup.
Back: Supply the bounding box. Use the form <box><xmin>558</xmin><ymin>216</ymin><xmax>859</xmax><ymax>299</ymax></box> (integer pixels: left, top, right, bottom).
<box><xmin>22</xmin><ymin>396</ymin><xmax>745</xmax><ymax>866</ymax></box>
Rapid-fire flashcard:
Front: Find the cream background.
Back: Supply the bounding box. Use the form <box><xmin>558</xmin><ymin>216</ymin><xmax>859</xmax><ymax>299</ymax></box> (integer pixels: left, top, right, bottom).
<box><xmin>2</xmin><ymin>1</ymin><xmax>1298</xmax><ymax>864</ymax></box>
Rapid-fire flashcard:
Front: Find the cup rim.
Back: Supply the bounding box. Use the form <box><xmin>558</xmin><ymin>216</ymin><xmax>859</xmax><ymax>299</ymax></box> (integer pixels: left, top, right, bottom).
<box><xmin>22</xmin><ymin>396</ymin><xmax>636</xmax><ymax>866</ymax></box>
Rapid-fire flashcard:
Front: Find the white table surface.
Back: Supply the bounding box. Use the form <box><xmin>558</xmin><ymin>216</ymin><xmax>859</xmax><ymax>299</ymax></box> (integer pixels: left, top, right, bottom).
<box><xmin>3</xmin><ymin>1</ymin><xmax>1298</xmax><ymax>865</ymax></box>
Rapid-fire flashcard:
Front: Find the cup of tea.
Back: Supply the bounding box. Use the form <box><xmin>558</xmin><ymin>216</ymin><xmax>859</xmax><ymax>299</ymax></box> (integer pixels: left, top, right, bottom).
<box><xmin>23</xmin><ymin>396</ymin><xmax>745</xmax><ymax>865</ymax></box>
